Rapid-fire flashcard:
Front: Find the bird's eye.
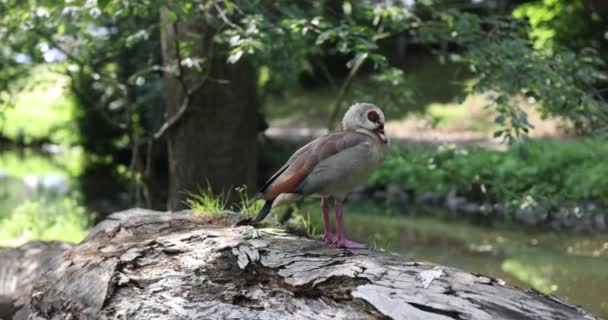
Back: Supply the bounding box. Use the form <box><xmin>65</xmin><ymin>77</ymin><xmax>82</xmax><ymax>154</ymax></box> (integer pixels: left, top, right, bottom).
<box><xmin>367</xmin><ymin>110</ymin><xmax>380</xmax><ymax>123</ymax></box>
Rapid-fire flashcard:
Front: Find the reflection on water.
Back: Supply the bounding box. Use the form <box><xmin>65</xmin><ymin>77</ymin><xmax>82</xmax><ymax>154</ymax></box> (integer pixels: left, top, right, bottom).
<box><xmin>302</xmin><ymin>200</ymin><xmax>608</xmax><ymax>319</ymax></box>
<box><xmin>0</xmin><ymin>148</ymin><xmax>90</xmax><ymax>246</ymax></box>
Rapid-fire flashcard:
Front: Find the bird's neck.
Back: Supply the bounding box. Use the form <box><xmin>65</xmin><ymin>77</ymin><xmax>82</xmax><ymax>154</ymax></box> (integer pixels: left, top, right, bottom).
<box><xmin>354</xmin><ymin>128</ymin><xmax>376</xmax><ymax>139</ymax></box>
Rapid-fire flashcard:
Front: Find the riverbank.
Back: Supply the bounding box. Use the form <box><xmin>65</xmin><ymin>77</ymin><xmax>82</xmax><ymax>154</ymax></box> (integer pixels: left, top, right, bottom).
<box><xmin>362</xmin><ymin>139</ymin><xmax>608</xmax><ymax>233</ymax></box>
<box><xmin>354</xmin><ymin>186</ymin><xmax>607</xmax><ymax>233</ymax></box>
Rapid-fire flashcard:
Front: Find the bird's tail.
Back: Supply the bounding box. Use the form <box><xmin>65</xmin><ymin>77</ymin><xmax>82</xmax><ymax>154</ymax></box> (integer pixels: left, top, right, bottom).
<box><xmin>250</xmin><ymin>199</ymin><xmax>274</xmax><ymax>225</ymax></box>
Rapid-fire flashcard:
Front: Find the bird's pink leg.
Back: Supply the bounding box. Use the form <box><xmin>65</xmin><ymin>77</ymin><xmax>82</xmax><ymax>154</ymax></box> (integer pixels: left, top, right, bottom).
<box><xmin>334</xmin><ymin>199</ymin><xmax>367</xmax><ymax>249</ymax></box>
<box><xmin>321</xmin><ymin>197</ymin><xmax>334</xmax><ymax>243</ymax></box>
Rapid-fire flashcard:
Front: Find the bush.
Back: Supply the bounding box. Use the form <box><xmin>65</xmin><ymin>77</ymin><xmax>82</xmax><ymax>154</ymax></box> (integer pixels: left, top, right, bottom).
<box><xmin>369</xmin><ymin>140</ymin><xmax>608</xmax><ymax>207</ymax></box>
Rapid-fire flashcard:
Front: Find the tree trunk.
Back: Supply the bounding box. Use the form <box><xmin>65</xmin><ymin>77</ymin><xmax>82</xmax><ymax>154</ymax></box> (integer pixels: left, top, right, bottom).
<box><xmin>12</xmin><ymin>208</ymin><xmax>599</xmax><ymax>320</ymax></box>
<box><xmin>586</xmin><ymin>0</ymin><xmax>608</xmax><ymax>19</ymax></box>
<box><xmin>160</xmin><ymin>9</ymin><xmax>259</xmax><ymax>211</ymax></box>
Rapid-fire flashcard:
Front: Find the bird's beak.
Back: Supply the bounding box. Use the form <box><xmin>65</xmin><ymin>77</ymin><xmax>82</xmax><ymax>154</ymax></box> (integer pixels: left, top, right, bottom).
<box><xmin>374</xmin><ymin>125</ymin><xmax>388</xmax><ymax>144</ymax></box>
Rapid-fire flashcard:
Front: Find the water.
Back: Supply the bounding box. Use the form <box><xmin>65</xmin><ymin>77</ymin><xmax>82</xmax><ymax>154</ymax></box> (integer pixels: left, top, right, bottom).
<box><xmin>0</xmin><ymin>148</ymin><xmax>89</xmax><ymax>246</ymax></box>
<box><xmin>1</xmin><ymin>148</ymin><xmax>607</xmax><ymax>318</ymax></box>
<box><xmin>302</xmin><ymin>200</ymin><xmax>608</xmax><ymax>319</ymax></box>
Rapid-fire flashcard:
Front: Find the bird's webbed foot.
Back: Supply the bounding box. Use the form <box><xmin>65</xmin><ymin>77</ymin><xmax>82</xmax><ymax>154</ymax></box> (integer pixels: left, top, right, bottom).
<box><xmin>322</xmin><ymin>232</ymin><xmax>335</xmax><ymax>244</ymax></box>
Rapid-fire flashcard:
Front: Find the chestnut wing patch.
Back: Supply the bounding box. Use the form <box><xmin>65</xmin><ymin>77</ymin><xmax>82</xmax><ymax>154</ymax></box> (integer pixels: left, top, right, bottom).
<box><xmin>261</xmin><ymin>132</ymin><xmax>367</xmax><ymax>199</ymax></box>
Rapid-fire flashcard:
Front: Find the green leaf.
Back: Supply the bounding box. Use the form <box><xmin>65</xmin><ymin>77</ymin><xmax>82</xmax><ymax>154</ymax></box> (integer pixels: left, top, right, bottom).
<box><xmin>316</xmin><ymin>30</ymin><xmax>335</xmax><ymax>45</ymax></box>
<box><xmin>228</xmin><ymin>50</ymin><xmax>243</xmax><ymax>64</ymax></box>
<box><xmin>167</xmin><ymin>9</ymin><xmax>177</xmax><ymax>23</ymax></box>
<box><xmin>494</xmin><ymin>114</ymin><xmax>505</xmax><ymax>125</ymax></box>
<box><xmin>223</xmin><ymin>0</ymin><xmax>234</xmax><ymax>15</ymax></box>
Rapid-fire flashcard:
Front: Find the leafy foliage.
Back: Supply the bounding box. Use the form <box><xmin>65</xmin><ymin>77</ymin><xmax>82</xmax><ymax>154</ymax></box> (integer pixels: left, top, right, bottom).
<box><xmin>513</xmin><ymin>0</ymin><xmax>599</xmax><ymax>50</ymax></box>
<box><xmin>0</xmin><ymin>197</ymin><xmax>89</xmax><ymax>246</ymax></box>
<box><xmin>416</xmin><ymin>10</ymin><xmax>608</xmax><ymax>140</ymax></box>
<box><xmin>0</xmin><ymin>66</ymin><xmax>80</xmax><ymax>145</ymax></box>
<box><xmin>369</xmin><ymin>140</ymin><xmax>608</xmax><ymax>208</ymax></box>
<box><xmin>1</xmin><ymin>0</ymin><xmax>608</xmax><ymax>209</ymax></box>
<box><xmin>2</xmin><ymin>0</ymin><xmax>606</xmax><ymax>144</ymax></box>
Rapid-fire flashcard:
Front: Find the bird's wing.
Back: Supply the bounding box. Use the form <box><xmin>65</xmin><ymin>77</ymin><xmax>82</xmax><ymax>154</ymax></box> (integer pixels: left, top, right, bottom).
<box><xmin>260</xmin><ymin>131</ymin><xmax>368</xmax><ymax>200</ymax></box>
<box><xmin>256</xmin><ymin>136</ymin><xmax>320</xmax><ymax>196</ymax></box>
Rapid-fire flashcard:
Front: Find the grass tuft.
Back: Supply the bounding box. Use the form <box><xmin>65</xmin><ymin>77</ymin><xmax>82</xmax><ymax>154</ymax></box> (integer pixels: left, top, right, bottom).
<box><xmin>233</xmin><ymin>185</ymin><xmax>264</xmax><ymax>217</ymax></box>
<box><xmin>184</xmin><ymin>185</ymin><xmax>264</xmax><ymax>217</ymax></box>
<box><xmin>184</xmin><ymin>187</ymin><xmax>228</xmax><ymax>217</ymax></box>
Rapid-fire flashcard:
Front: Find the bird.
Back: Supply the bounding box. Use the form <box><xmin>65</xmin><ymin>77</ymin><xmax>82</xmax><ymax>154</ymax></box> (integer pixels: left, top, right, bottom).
<box><xmin>249</xmin><ymin>103</ymin><xmax>388</xmax><ymax>249</ymax></box>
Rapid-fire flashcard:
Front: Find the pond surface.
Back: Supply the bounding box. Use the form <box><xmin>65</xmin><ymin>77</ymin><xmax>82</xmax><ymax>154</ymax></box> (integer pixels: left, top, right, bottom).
<box><xmin>0</xmin><ymin>148</ymin><xmax>90</xmax><ymax>246</ymax></box>
<box><xmin>301</xmin><ymin>200</ymin><xmax>608</xmax><ymax>319</ymax></box>
<box><xmin>1</xmin><ymin>148</ymin><xmax>607</xmax><ymax>318</ymax></box>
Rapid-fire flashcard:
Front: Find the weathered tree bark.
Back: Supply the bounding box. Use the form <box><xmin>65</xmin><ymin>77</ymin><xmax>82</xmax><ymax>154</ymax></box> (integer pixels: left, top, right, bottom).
<box><xmin>10</xmin><ymin>209</ymin><xmax>597</xmax><ymax>320</ymax></box>
<box><xmin>0</xmin><ymin>241</ymin><xmax>73</xmax><ymax>320</ymax></box>
<box><xmin>160</xmin><ymin>9</ymin><xmax>259</xmax><ymax>210</ymax></box>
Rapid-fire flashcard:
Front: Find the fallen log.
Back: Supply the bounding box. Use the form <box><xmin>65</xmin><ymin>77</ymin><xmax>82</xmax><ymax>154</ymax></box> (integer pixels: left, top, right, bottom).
<box><xmin>0</xmin><ymin>241</ymin><xmax>73</xmax><ymax>320</ymax></box>
<box><xmin>9</xmin><ymin>209</ymin><xmax>599</xmax><ymax>319</ymax></box>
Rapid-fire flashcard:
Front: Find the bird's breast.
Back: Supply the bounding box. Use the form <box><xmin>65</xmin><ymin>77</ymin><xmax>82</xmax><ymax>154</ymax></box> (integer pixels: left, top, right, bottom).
<box><xmin>303</xmin><ymin>139</ymin><xmax>387</xmax><ymax>196</ymax></box>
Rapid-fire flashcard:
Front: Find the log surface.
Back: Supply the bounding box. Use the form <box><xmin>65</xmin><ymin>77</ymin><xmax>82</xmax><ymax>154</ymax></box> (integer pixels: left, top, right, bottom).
<box><xmin>9</xmin><ymin>209</ymin><xmax>598</xmax><ymax>320</ymax></box>
<box><xmin>0</xmin><ymin>241</ymin><xmax>73</xmax><ymax>320</ymax></box>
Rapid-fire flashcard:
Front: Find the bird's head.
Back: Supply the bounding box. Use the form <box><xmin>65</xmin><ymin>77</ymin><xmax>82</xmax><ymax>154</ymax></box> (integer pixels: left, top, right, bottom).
<box><xmin>342</xmin><ymin>103</ymin><xmax>388</xmax><ymax>144</ymax></box>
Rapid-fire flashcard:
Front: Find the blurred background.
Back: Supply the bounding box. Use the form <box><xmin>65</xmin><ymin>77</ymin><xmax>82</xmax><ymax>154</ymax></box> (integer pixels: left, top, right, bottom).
<box><xmin>1</xmin><ymin>0</ymin><xmax>608</xmax><ymax>317</ymax></box>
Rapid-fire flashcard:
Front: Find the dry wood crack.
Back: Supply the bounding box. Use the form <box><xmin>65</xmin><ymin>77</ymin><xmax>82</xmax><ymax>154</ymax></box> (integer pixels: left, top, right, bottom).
<box><xmin>0</xmin><ymin>208</ymin><xmax>598</xmax><ymax>320</ymax></box>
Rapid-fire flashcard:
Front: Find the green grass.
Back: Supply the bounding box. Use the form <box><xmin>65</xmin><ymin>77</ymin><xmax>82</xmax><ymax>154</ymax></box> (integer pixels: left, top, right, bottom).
<box><xmin>290</xmin><ymin>205</ymin><xmax>319</xmax><ymax>236</ymax></box>
<box><xmin>185</xmin><ymin>185</ymin><xmax>264</xmax><ymax>217</ymax></box>
<box><xmin>184</xmin><ymin>187</ymin><xmax>229</xmax><ymax>217</ymax></box>
<box><xmin>232</xmin><ymin>185</ymin><xmax>265</xmax><ymax>216</ymax></box>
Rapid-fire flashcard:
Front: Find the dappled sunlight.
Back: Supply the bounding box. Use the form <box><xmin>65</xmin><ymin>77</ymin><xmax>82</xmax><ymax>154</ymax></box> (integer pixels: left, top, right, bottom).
<box><xmin>266</xmin><ymin>82</ymin><xmax>576</xmax><ymax>147</ymax></box>
<box><xmin>1</xmin><ymin>65</ymin><xmax>79</xmax><ymax>145</ymax></box>
<box><xmin>382</xmin><ymin>92</ymin><xmax>573</xmax><ymax>144</ymax></box>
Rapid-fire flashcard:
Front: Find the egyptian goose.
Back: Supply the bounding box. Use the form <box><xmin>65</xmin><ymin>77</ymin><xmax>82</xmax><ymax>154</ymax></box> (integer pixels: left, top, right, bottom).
<box><xmin>251</xmin><ymin>103</ymin><xmax>388</xmax><ymax>249</ymax></box>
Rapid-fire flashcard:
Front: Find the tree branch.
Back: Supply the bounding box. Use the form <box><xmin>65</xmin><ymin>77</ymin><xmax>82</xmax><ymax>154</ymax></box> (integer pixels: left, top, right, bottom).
<box><xmin>214</xmin><ymin>2</ymin><xmax>244</xmax><ymax>31</ymax></box>
<box><xmin>153</xmin><ymin>20</ymin><xmax>214</xmax><ymax>140</ymax></box>
<box><xmin>326</xmin><ymin>54</ymin><xmax>367</xmax><ymax>130</ymax></box>
<box><xmin>152</xmin><ymin>78</ymin><xmax>207</xmax><ymax>139</ymax></box>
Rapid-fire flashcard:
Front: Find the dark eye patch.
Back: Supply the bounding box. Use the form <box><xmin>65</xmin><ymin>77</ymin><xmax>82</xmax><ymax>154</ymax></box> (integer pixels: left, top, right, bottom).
<box><xmin>367</xmin><ymin>110</ymin><xmax>380</xmax><ymax>123</ymax></box>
